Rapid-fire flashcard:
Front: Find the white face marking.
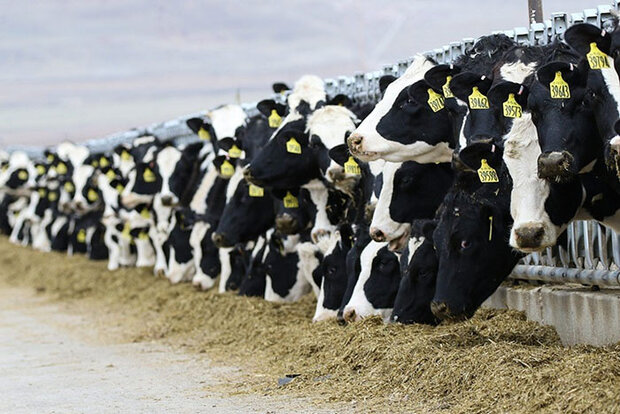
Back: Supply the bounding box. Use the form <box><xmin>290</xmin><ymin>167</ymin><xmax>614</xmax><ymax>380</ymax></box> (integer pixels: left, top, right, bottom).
<box><xmin>303</xmin><ymin>179</ymin><xmax>336</xmax><ymax>246</ymax></box>
<box><xmin>351</xmin><ymin>55</ymin><xmax>439</xmax><ymax>162</ymax></box>
<box><xmin>598</xmin><ymin>56</ymin><xmax>620</xmax><ymax>144</ymax></box>
<box><xmin>312</xmin><ymin>233</ymin><xmax>341</xmax><ymax>322</ymax></box>
<box><xmin>499</xmin><ymin>61</ymin><xmax>538</xmax><ymax>83</ymax></box>
<box><xmin>71</xmin><ymin>165</ymin><xmax>96</xmax><ymax>209</ymax></box>
<box><xmin>370</xmin><ymin>161</ymin><xmax>411</xmax><ymax>244</ymax></box>
<box><xmin>503</xmin><ymin>113</ymin><xmax>567</xmax><ymax>252</ymax></box>
<box><xmin>343</xmin><ymin>241</ymin><xmax>395</xmax><ymax>322</ymax></box>
<box><xmin>287</xmin><ymin>74</ymin><xmax>326</xmax><ymax>111</ymax></box>
<box><xmin>189</xmin><ymin>165</ymin><xmax>219</xmax><ymax>213</ymax></box>
<box><xmin>156</xmin><ymin>146</ymin><xmax>182</xmax><ymax>201</ymax></box>
<box><xmin>225</xmin><ymin>166</ymin><xmax>244</xmax><ymax>203</ymax></box>
<box><xmin>218</xmin><ymin>246</ymin><xmax>234</xmax><ymax>293</ymax></box>
<box><xmin>208</xmin><ymin>104</ymin><xmax>247</xmax><ymax>139</ymax></box>
<box><xmin>306</xmin><ymin>105</ymin><xmax>357</xmax><ymax>149</ymax></box>
<box><xmin>296</xmin><ymin>241</ymin><xmax>321</xmax><ymax>297</ymax></box>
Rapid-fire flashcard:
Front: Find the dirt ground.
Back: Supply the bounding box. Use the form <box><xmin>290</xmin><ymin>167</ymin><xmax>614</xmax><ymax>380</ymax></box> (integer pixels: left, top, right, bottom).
<box><xmin>0</xmin><ymin>286</ymin><xmax>337</xmax><ymax>414</ymax></box>
<box><xmin>1</xmin><ymin>237</ymin><xmax>620</xmax><ymax>414</ymax></box>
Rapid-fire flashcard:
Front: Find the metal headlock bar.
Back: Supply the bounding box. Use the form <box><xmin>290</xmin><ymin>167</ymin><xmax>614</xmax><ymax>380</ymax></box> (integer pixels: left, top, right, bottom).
<box><xmin>5</xmin><ymin>3</ymin><xmax>620</xmax><ymax>286</ymax></box>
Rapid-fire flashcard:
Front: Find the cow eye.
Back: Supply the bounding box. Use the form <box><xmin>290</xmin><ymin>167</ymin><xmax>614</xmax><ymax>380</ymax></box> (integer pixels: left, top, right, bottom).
<box><xmin>460</xmin><ymin>240</ymin><xmax>470</xmax><ymax>250</ymax></box>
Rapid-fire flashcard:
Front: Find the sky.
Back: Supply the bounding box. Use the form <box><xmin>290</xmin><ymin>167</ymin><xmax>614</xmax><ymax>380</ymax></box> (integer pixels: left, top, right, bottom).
<box><xmin>0</xmin><ymin>0</ymin><xmax>608</xmax><ymax>147</ymax></box>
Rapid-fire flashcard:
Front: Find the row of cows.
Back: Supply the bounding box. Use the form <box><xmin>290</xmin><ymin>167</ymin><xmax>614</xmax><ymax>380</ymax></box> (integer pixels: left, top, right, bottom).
<box><xmin>1</xmin><ymin>22</ymin><xmax>620</xmax><ymax>325</ymax></box>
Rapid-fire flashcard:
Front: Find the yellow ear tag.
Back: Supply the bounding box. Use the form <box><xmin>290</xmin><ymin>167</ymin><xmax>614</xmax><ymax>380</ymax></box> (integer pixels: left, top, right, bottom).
<box><xmin>427</xmin><ymin>89</ymin><xmax>445</xmax><ymax>112</ymax></box>
<box><xmin>47</xmin><ymin>154</ymin><xmax>54</xmax><ymax>162</ymax></box>
<box><xmin>286</xmin><ymin>137</ymin><xmax>302</xmax><ymax>154</ymax></box>
<box><xmin>48</xmin><ymin>191</ymin><xmax>58</xmax><ymax>201</ymax></box>
<box><xmin>143</xmin><ymin>168</ymin><xmax>156</xmax><ymax>183</ymax></box>
<box><xmin>87</xmin><ymin>189</ymin><xmax>99</xmax><ymax>202</ymax></box>
<box><xmin>220</xmin><ymin>160</ymin><xmax>235</xmax><ymax>178</ymax></box>
<box><xmin>248</xmin><ymin>184</ymin><xmax>264</xmax><ymax>197</ymax></box>
<box><xmin>38</xmin><ymin>188</ymin><xmax>46</xmax><ymax>197</ymax></box>
<box><xmin>468</xmin><ymin>86</ymin><xmax>489</xmax><ymax>109</ymax></box>
<box><xmin>442</xmin><ymin>75</ymin><xmax>454</xmax><ymax>98</ymax></box>
<box><xmin>198</xmin><ymin>127</ymin><xmax>211</xmax><ymax>141</ymax></box>
<box><xmin>477</xmin><ymin>159</ymin><xmax>499</xmax><ymax>183</ymax></box>
<box><xmin>344</xmin><ymin>156</ymin><xmax>361</xmax><ymax>175</ymax></box>
<box><xmin>91</xmin><ymin>160</ymin><xmax>99</xmax><ymax>167</ymax></box>
<box><xmin>18</xmin><ymin>170</ymin><xmax>28</xmax><ymax>180</ymax></box>
<box><xmin>488</xmin><ymin>216</ymin><xmax>494</xmax><ymax>241</ymax></box>
<box><xmin>228</xmin><ymin>144</ymin><xmax>242</xmax><ymax>159</ymax></box>
<box><xmin>121</xmin><ymin>222</ymin><xmax>131</xmax><ymax>240</ymax></box>
<box><xmin>502</xmin><ymin>93</ymin><xmax>522</xmax><ymax>118</ymax></box>
<box><xmin>121</xmin><ymin>150</ymin><xmax>131</xmax><ymax>161</ymax></box>
<box><xmin>138</xmin><ymin>231</ymin><xmax>149</xmax><ymax>240</ymax></box>
<box><xmin>587</xmin><ymin>42</ymin><xmax>610</xmax><ymax>69</ymax></box>
<box><xmin>36</xmin><ymin>165</ymin><xmax>46</xmax><ymax>175</ymax></box>
<box><xmin>100</xmin><ymin>157</ymin><xmax>110</xmax><ymax>167</ymax></box>
<box><xmin>116</xmin><ymin>184</ymin><xmax>124</xmax><ymax>193</ymax></box>
<box><xmin>283</xmin><ymin>191</ymin><xmax>299</xmax><ymax>208</ymax></box>
<box><xmin>64</xmin><ymin>181</ymin><xmax>74</xmax><ymax>192</ymax></box>
<box><xmin>106</xmin><ymin>169</ymin><xmax>116</xmax><ymax>180</ymax></box>
<box><xmin>550</xmin><ymin>71</ymin><xmax>570</xmax><ymax>99</ymax></box>
<box><xmin>56</xmin><ymin>162</ymin><xmax>67</xmax><ymax>175</ymax></box>
<box><xmin>268</xmin><ymin>109</ymin><xmax>282</xmax><ymax>128</ymax></box>
<box><xmin>140</xmin><ymin>208</ymin><xmax>150</xmax><ymax>219</ymax></box>
<box><xmin>77</xmin><ymin>229</ymin><xmax>86</xmax><ymax>243</ymax></box>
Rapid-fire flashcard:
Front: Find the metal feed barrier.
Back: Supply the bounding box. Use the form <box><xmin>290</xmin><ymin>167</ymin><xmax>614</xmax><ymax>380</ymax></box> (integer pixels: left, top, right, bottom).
<box><xmin>5</xmin><ymin>3</ymin><xmax>620</xmax><ymax>287</ymax></box>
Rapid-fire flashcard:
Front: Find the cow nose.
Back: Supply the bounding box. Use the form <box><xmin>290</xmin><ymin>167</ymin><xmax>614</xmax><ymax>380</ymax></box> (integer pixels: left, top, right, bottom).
<box><xmin>275</xmin><ymin>214</ymin><xmax>298</xmax><ymax>235</ymax></box>
<box><xmin>537</xmin><ymin>151</ymin><xmax>575</xmax><ymax>182</ymax></box>
<box><xmin>211</xmin><ymin>232</ymin><xmax>230</xmax><ymax>248</ymax></box>
<box><xmin>347</xmin><ymin>133</ymin><xmax>363</xmax><ymax>152</ymax></box>
<box><xmin>514</xmin><ymin>225</ymin><xmax>545</xmax><ymax>249</ymax></box>
<box><xmin>75</xmin><ymin>201</ymin><xmax>85</xmax><ymax>211</ymax></box>
<box><xmin>160</xmin><ymin>195</ymin><xmax>174</xmax><ymax>206</ymax></box>
<box><xmin>430</xmin><ymin>301</ymin><xmax>450</xmax><ymax>320</ymax></box>
<box><xmin>328</xmin><ymin>167</ymin><xmax>345</xmax><ymax>182</ymax></box>
<box><xmin>312</xmin><ymin>229</ymin><xmax>331</xmax><ymax>243</ymax></box>
<box><xmin>369</xmin><ymin>227</ymin><xmax>386</xmax><ymax>242</ymax></box>
<box><xmin>343</xmin><ymin>307</ymin><xmax>358</xmax><ymax>323</ymax></box>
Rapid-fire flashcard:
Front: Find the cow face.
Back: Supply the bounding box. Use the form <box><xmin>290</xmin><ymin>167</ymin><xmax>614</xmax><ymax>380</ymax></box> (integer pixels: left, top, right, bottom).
<box><xmin>212</xmin><ymin>170</ymin><xmax>276</xmax><ymax>248</ymax></box>
<box><xmin>390</xmin><ymin>221</ymin><xmax>439</xmax><ymax>326</ymax></box>
<box><xmin>342</xmin><ymin>241</ymin><xmax>401</xmax><ymax>323</ymax></box>
<box><xmin>312</xmin><ymin>226</ymin><xmax>353</xmax><ymax>322</ymax></box>
<box><xmin>529</xmin><ymin>61</ymin><xmax>599</xmax><ymax>183</ymax></box>
<box><xmin>369</xmin><ymin>160</ymin><xmax>453</xmax><ymax>251</ymax></box>
<box><xmin>565</xmin><ymin>23</ymin><xmax>620</xmax><ymax>180</ymax></box>
<box><xmin>71</xmin><ymin>165</ymin><xmax>102</xmax><ymax>214</ymax></box>
<box><xmin>273</xmin><ymin>188</ymin><xmax>316</xmax><ymax>235</ymax></box>
<box><xmin>121</xmin><ymin>160</ymin><xmax>161</xmax><ymax>208</ymax></box>
<box><xmin>263</xmin><ymin>234</ymin><xmax>311</xmax><ymax>302</ymax></box>
<box><xmin>245</xmin><ymin>128</ymin><xmax>320</xmax><ymax>189</ymax></box>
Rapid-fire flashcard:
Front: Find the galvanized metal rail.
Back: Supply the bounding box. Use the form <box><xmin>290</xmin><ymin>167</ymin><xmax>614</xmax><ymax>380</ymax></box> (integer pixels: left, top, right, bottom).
<box><xmin>5</xmin><ymin>3</ymin><xmax>620</xmax><ymax>286</ymax></box>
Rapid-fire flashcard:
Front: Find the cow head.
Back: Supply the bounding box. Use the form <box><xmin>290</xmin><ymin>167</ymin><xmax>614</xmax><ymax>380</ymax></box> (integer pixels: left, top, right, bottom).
<box><xmin>390</xmin><ymin>220</ymin><xmax>439</xmax><ymax>326</ymax></box>
<box><xmin>71</xmin><ymin>165</ymin><xmax>102</xmax><ymax>214</ymax></box>
<box><xmin>348</xmin><ymin>56</ymin><xmax>456</xmax><ymax>163</ymax></box>
<box><xmin>273</xmin><ymin>188</ymin><xmax>316</xmax><ymax>235</ymax></box>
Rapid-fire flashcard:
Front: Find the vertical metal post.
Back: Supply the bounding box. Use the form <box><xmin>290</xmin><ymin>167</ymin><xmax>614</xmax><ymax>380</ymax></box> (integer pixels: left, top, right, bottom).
<box><xmin>528</xmin><ymin>0</ymin><xmax>543</xmax><ymax>24</ymax></box>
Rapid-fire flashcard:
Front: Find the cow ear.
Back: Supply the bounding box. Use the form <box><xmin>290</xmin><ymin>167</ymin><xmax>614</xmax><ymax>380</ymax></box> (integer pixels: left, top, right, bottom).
<box><xmin>565</xmin><ymin>23</ymin><xmax>611</xmax><ymax>55</ymax></box>
<box><xmin>407</xmin><ymin>80</ymin><xmax>442</xmax><ymax>106</ymax></box>
<box><xmin>218</xmin><ymin>137</ymin><xmax>235</xmax><ymax>152</ymax></box>
<box><xmin>282</xmin><ymin>129</ymin><xmax>309</xmax><ymax>146</ymax></box>
<box><xmin>272</xmin><ymin>82</ymin><xmax>290</xmax><ymax>94</ymax></box>
<box><xmin>457</xmin><ymin>142</ymin><xmax>503</xmax><ymax>172</ymax></box>
<box><xmin>424</xmin><ymin>64</ymin><xmax>462</xmax><ymax>91</ymax></box>
<box><xmin>449</xmin><ymin>72</ymin><xmax>493</xmax><ymax>103</ymax></box>
<box><xmin>186</xmin><ymin>118</ymin><xmax>204</xmax><ymax>134</ymax></box>
<box><xmin>328</xmin><ymin>144</ymin><xmax>351</xmax><ymax>166</ymax></box>
<box><xmin>327</xmin><ymin>94</ymin><xmax>352</xmax><ymax>107</ymax></box>
<box><xmin>257</xmin><ymin>99</ymin><xmax>276</xmax><ymax>117</ymax></box>
<box><xmin>379</xmin><ymin>75</ymin><xmax>397</xmax><ymax>95</ymax></box>
<box><xmin>488</xmin><ymin>81</ymin><xmax>529</xmax><ymax>109</ymax></box>
<box><xmin>211</xmin><ymin>155</ymin><xmax>227</xmax><ymax>170</ymax></box>
<box><xmin>536</xmin><ymin>61</ymin><xmax>587</xmax><ymax>91</ymax></box>
<box><xmin>421</xmin><ymin>219</ymin><xmax>437</xmax><ymax>241</ymax></box>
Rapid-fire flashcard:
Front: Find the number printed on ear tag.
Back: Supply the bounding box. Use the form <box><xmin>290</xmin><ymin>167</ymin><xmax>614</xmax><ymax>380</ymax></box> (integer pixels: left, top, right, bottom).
<box><xmin>468</xmin><ymin>87</ymin><xmax>489</xmax><ymax>109</ymax></box>
<box><xmin>442</xmin><ymin>75</ymin><xmax>454</xmax><ymax>98</ymax></box>
<box><xmin>220</xmin><ymin>160</ymin><xmax>235</xmax><ymax>178</ymax></box>
<box><xmin>143</xmin><ymin>168</ymin><xmax>156</xmax><ymax>183</ymax></box>
<box><xmin>502</xmin><ymin>93</ymin><xmax>522</xmax><ymax>118</ymax></box>
<box><xmin>283</xmin><ymin>191</ymin><xmax>299</xmax><ymax>208</ymax></box>
<box><xmin>228</xmin><ymin>144</ymin><xmax>242</xmax><ymax>158</ymax></box>
<box><xmin>198</xmin><ymin>127</ymin><xmax>211</xmax><ymax>141</ymax></box>
<box><xmin>550</xmin><ymin>71</ymin><xmax>570</xmax><ymax>99</ymax></box>
<box><xmin>587</xmin><ymin>42</ymin><xmax>610</xmax><ymax>69</ymax></box>
<box><xmin>286</xmin><ymin>138</ymin><xmax>302</xmax><ymax>154</ymax></box>
<box><xmin>477</xmin><ymin>159</ymin><xmax>499</xmax><ymax>183</ymax></box>
<box><xmin>269</xmin><ymin>109</ymin><xmax>282</xmax><ymax>128</ymax></box>
<box><xmin>344</xmin><ymin>156</ymin><xmax>361</xmax><ymax>175</ymax></box>
<box><xmin>248</xmin><ymin>184</ymin><xmax>264</xmax><ymax>197</ymax></box>
<box><xmin>427</xmin><ymin>89</ymin><xmax>445</xmax><ymax>112</ymax></box>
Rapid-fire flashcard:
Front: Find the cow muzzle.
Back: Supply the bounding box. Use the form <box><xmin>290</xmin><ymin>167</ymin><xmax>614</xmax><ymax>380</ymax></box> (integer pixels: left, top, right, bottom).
<box><xmin>211</xmin><ymin>232</ymin><xmax>232</xmax><ymax>248</ymax></box>
<box><xmin>537</xmin><ymin>151</ymin><xmax>575</xmax><ymax>183</ymax></box>
<box><xmin>347</xmin><ymin>133</ymin><xmax>378</xmax><ymax>161</ymax></box>
<box><xmin>369</xmin><ymin>227</ymin><xmax>386</xmax><ymax>242</ymax></box>
<box><xmin>275</xmin><ymin>213</ymin><xmax>299</xmax><ymax>235</ymax></box>
<box><xmin>243</xmin><ymin>167</ymin><xmax>263</xmax><ymax>186</ymax></box>
<box><xmin>160</xmin><ymin>194</ymin><xmax>177</xmax><ymax>207</ymax></box>
<box><xmin>430</xmin><ymin>301</ymin><xmax>468</xmax><ymax>321</ymax></box>
<box><xmin>513</xmin><ymin>223</ymin><xmax>545</xmax><ymax>251</ymax></box>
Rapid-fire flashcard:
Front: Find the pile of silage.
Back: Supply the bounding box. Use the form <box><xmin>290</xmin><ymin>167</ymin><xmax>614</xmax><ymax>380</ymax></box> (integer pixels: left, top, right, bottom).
<box><xmin>1</xmin><ymin>237</ymin><xmax>619</xmax><ymax>414</ymax></box>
